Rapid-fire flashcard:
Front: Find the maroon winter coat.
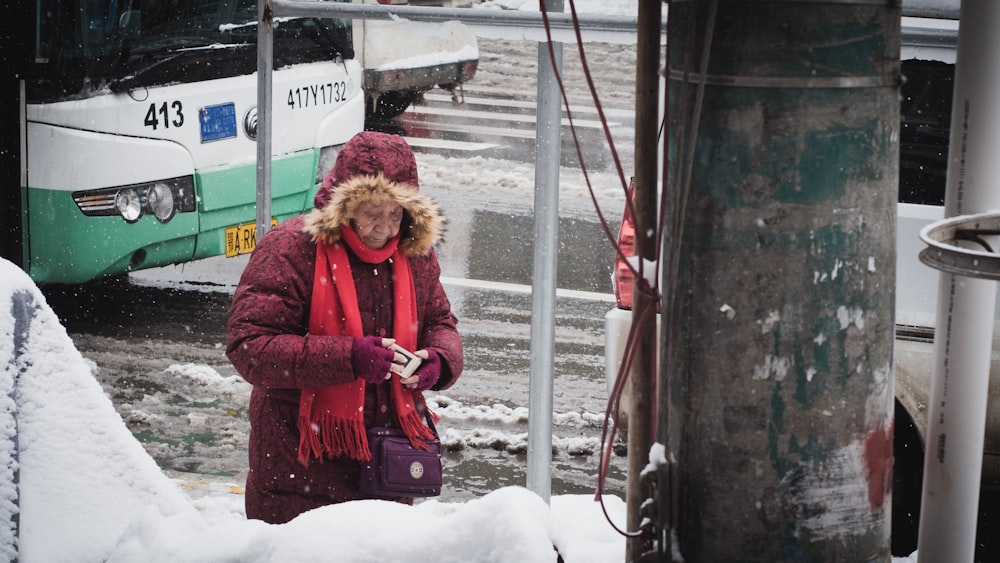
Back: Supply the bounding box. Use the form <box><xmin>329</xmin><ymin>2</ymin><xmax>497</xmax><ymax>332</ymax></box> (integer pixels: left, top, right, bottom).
<box><xmin>226</xmin><ymin>132</ymin><xmax>463</xmax><ymax>524</ymax></box>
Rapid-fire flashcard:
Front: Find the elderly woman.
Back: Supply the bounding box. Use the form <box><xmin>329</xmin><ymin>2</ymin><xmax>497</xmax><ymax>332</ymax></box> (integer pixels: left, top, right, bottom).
<box><xmin>227</xmin><ymin>131</ymin><xmax>463</xmax><ymax>524</ymax></box>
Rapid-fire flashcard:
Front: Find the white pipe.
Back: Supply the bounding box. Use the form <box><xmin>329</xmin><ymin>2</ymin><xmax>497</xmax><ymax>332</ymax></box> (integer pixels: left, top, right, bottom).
<box><xmin>916</xmin><ymin>1</ymin><xmax>1000</xmax><ymax>560</ymax></box>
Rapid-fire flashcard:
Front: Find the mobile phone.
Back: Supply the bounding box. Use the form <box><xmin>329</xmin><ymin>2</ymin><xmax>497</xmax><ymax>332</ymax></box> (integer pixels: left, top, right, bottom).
<box><xmin>390</xmin><ymin>344</ymin><xmax>423</xmax><ymax>378</ymax></box>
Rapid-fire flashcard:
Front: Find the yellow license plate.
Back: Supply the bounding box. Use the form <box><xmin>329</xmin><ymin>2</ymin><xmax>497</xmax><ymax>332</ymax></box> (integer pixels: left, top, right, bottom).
<box><xmin>225</xmin><ymin>218</ymin><xmax>277</xmax><ymax>258</ymax></box>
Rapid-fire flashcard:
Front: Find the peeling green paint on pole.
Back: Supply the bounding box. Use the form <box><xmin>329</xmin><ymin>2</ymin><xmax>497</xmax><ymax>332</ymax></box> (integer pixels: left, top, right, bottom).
<box><xmin>660</xmin><ymin>2</ymin><xmax>899</xmax><ymax>560</ymax></box>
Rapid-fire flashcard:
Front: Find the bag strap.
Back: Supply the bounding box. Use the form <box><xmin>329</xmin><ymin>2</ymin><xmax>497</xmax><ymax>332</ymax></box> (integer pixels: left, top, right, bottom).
<box><xmin>420</xmin><ymin>406</ymin><xmax>439</xmax><ymax>438</ymax></box>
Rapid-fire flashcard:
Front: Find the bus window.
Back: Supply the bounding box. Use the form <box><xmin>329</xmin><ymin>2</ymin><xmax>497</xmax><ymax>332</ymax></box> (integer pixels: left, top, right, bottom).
<box><xmin>32</xmin><ymin>0</ymin><xmax>353</xmax><ymax>102</ymax></box>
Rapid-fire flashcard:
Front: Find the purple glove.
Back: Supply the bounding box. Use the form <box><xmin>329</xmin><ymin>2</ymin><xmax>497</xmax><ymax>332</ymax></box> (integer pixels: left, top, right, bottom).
<box><xmin>413</xmin><ymin>349</ymin><xmax>442</xmax><ymax>392</ymax></box>
<box><xmin>351</xmin><ymin>336</ymin><xmax>394</xmax><ymax>384</ymax></box>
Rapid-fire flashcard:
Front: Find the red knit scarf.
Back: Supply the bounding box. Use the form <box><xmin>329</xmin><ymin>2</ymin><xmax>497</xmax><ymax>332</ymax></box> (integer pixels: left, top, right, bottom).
<box><xmin>297</xmin><ymin>224</ymin><xmax>435</xmax><ymax>466</ymax></box>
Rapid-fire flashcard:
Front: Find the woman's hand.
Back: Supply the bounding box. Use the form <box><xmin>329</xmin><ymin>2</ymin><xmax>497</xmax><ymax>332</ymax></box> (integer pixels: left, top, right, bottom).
<box><xmin>351</xmin><ymin>336</ymin><xmax>396</xmax><ymax>384</ymax></box>
<box><xmin>400</xmin><ymin>349</ymin><xmax>441</xmax><ymax>392</ymax></box>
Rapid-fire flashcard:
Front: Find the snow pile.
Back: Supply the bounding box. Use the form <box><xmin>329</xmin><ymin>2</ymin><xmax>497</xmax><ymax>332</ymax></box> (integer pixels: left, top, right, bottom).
<box><xmin>108</xmin><ymin>487</ymin><xmax>561</xmax><ymax>563</ymax></box>
<box><xmin>2</xmin><ymin>260</ymin><xmax>192</xmax><ymax>561</ymax></box>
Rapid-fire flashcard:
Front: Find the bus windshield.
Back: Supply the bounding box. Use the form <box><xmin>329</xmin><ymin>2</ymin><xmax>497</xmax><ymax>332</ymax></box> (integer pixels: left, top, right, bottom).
<box><xmin>32</xmin><ymin>0</ymin><xmax>353</xmax><ymax>102</ymax></box>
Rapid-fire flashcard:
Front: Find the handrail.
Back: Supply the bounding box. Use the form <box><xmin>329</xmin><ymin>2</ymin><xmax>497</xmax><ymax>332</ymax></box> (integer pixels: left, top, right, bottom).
<box><xmin>919</xmin><ymin>211</ymin><xmax>1000</xmax><ymax>280</ymax></box>
<box><xmin>271</xmin><ymin>0</ymin><xmax>640</xmax><ymax>31</ymax></box>
<box><xmin>257</xmin><ymin>1</ymin><xmax>649</xmax><ymax>241</ymax></box>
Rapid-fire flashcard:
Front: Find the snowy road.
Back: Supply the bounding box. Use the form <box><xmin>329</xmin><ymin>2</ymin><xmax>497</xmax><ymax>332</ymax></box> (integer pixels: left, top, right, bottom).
<box><xmin>49</xmin><ymin>273</ymin><xmax>628</xmax><ymax>503</ymax></box>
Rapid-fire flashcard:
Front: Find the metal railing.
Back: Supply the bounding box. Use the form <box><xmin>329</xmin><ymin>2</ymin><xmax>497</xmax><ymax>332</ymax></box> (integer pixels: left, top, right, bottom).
<box><xmin>255</xmin><ymin>0</ymin><xmax>646</xmax><ymax>241</ymax></box>
<box><xmin>256</xmin><ymin>0</ymin><xmax>640</xmax><ymax>502</ymax></box>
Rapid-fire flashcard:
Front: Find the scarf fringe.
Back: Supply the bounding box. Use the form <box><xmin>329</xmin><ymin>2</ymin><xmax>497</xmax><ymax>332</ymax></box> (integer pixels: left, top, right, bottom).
<box><xmin>297</xmin><ymin>413</ymin><xmax>371</xmax><ymax>467</ymax></box>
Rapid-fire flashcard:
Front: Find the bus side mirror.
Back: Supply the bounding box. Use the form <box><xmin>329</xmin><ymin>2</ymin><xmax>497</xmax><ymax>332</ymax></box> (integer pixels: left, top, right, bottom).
<box><xmin>119</xmin><ymin>10</ymin><xmax>141</xmax><ymax>41</ymax></box>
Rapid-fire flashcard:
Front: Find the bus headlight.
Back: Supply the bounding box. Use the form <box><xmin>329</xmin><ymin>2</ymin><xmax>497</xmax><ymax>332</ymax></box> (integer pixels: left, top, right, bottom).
<box><xmin>146</xmin><ymin>182</ymin><xmax>176</xmax><ymax>223</ymax></box>
<box><xmin>315</xmin><ymin>145</ymin><xmax>341</xmax><ymax>185</ymax></box>
<box><xmin>72</xmin><ymin>176</ymin><xmax>196</xmax><ymax>223</ymax></box>
<box><xmin>115</xmin><ymin>188</ymin><xmax>143</xmax><ymax>223</ymax></box>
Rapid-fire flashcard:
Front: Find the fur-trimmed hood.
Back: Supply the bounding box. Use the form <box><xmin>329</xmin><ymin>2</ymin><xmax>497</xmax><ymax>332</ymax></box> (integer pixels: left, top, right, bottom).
<box><xmin>304</xmin><ymin>132</ymin><xmax>442</xmax><ymax>256</ymax></box>
<box><xmin>303</xmin><ymin>172</ymin><xmax>443</xmax><ymax>256</ymax></box>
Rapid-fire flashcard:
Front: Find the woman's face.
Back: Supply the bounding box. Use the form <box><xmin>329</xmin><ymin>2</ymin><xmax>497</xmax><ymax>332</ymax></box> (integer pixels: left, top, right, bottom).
<box><xmin>352</xmin><ymin>201</ymin><xmax>404</xmax><ymax>249</ymax></box>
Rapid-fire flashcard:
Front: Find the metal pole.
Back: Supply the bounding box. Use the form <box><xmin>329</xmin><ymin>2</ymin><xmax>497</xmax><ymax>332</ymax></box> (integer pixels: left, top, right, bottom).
<box><xmin>625</xmin><ymin>1</ymin><xmax>660</xmax><ymax>561</ymax></box>
<box><xmin>525</xmin><ymin>0</ymin><xmax>563</xmax><ymax>504</ymax></box>
<box><xmin>270</xmin><ymin>0</ymin><xmax>638</xmax><ymax>32</ymax></box>
<box><xmin>916</xmin><ymin>1</ymin><xmax>1000</xmax><ymax>560</ymax></box>
<box><xmin>662</xmin><ymin>1</ymin><xmax>898</xmax><ymax>559</ymax></box>
<box><xmin>255</xmin><ymin>0</ymin><xmax>274</xmax><ymax>239</ymax></box>
<box><xmin>269</xmin><ymin>0</ymin><xmax>957</xmax><ymax>24</ymax></box>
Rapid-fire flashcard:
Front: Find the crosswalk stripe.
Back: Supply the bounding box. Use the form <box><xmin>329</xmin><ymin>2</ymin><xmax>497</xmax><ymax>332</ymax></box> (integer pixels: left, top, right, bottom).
<box><xmin>406</xmin><ymin>103</ymin><xmax>614</xmax><ymax>129</ymax></box>
<box><xmin>424</xmin><ymin>92</ymin><xmax>635</xmax><ymax>120</ymax></box>
<box><xmin>401</xmin><ymin>137</ymin><xmax>499</xmax><ymax>151</ymax></box>
<box><xmin>441</xmin><ymin>276</ymin><xmax>616</xmax><ymax>302</ymax></box>
<box><xmin>460</xmin><ymin>82</ymin><xmax>633</xmax><ymax>108</ymax></box>
<box><xmin>396</xmin><ymin>117</ymin><xmax>537</xmax><ymax>139</ymax></box>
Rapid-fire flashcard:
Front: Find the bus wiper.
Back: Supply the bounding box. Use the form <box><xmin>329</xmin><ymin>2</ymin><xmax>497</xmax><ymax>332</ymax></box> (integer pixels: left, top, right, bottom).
<box><xmin>107</xmin><ymin>42</ymin><xmax>249</xmax><ymax>93</ymax></box>
<box><xmin>107</xmin><ymin>51</ymin><xmax>187</xmax><ymax>93</ymax></box>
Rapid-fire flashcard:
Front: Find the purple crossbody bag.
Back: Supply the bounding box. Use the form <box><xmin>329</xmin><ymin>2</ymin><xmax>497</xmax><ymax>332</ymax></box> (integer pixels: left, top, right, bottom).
<box><xmin>359</xmin><ymin>412</ymin><xmax>442</xmax><ymax>498</ymax></box>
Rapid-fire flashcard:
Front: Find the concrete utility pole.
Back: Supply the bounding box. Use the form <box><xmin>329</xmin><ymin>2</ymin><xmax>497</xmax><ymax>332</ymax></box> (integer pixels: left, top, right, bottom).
<box><xmin>625</xmin><ymin>1</ymin><xmax>662</xmax><ymax>561</ymax></box>
<box><xmin>658</xmin><ymin>1</ymin><xmax>898</xmax><ymax>560</ymax></box>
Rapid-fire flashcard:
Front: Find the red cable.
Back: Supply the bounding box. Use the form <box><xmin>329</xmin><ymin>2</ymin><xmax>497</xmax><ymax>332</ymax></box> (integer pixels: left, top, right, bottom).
<box><xmin>538</xmin><ymin>0</ymin><xmax>669</xmax><ymax>541</ymax></box>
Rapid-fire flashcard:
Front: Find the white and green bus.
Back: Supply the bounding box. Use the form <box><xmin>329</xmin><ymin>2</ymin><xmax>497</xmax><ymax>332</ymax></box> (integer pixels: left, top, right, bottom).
<box><xmin>1</xmin><ymin>0</ymin><xmax>363</xmax><ymax>284</ymax></box>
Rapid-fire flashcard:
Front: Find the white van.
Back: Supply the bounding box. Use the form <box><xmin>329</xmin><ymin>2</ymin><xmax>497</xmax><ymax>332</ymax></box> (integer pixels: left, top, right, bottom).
<box><xmin>353</xmin><ymin>0</ymin><xmax>479</xmax><ymax>119</ymax></box>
